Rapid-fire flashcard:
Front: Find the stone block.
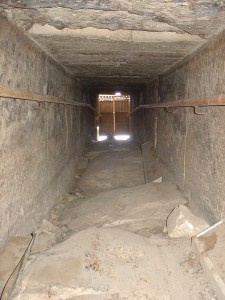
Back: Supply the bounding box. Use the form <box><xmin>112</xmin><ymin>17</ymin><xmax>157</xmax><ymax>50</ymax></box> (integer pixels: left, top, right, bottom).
<box><xmin>166</xmin><ymin>205</ymin><xmax>209</xmax><ymax>238</ymax></box>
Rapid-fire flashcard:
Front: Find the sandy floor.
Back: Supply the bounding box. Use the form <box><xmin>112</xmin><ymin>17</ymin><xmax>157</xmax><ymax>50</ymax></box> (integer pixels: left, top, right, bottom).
<box><xmin>10</xmin><ymin>228</ymin><xmax>215</xmax><ymax>300</ymax></box>
<box><xmin>3</xmin><ymin>141</ymin><xmax>217</xmax><ymax>300</ymax></box>
<box><xmin>78</xmin><ymin>143</ymin><xmax>145</xmax><ymax>195</ymax></box>
<box><xmin>56</xmin><ymin>182</ymin><xmax>187</xmax><ymax>237</ymax></box>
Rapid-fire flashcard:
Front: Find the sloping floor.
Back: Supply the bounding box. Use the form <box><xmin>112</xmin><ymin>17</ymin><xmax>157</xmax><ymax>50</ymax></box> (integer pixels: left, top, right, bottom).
<box><xmin>56</xmin><ymin>182</ymin><xmax>187</xmax><ymax>237</ymax></box>
<box><xmin>78</xmin><ymin>142</ymin><xmax>145</xmax><ymax>195</ymax></box>
<box><xmin>2</xmin><ymin>141</ymin><xmax>217</xmax><ymax>299</ymax></box>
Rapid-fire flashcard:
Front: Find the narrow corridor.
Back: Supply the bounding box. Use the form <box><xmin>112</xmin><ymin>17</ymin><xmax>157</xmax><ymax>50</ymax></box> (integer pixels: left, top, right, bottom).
<box><xmin>0</xmin><ymin>5</ymin><xmax>225</xmax><ymax>298</ymax></box>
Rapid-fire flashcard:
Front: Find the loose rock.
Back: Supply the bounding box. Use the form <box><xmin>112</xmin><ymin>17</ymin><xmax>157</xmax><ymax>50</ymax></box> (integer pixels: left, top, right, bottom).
<box><xmin>166</xmin><ymin>205</ymin><xmax>209</xmax><ymax>238</ymax></box>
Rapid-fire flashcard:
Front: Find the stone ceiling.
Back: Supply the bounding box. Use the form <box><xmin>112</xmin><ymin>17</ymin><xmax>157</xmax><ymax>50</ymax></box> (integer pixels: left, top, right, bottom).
<box><xmin>1</xmin><ymin>1</ymin><xmax>225</xmax><ymax>86</ymax></box>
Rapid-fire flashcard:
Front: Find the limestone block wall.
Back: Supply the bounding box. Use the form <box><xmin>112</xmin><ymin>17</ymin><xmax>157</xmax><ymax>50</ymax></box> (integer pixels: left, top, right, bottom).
<box><xmin>137</xmin><ymin>82</ymin><xmax>159</xmax><ymax>146</ymax></box>
<box><xmin>0</xmin><ymin>18</ymin><xmax>91</xmax><ymax>249</ymax></box>
<box><xmin>155</xmin><ymin>30</ymin><xmax>225</xmax><ymax>222</ymax></box>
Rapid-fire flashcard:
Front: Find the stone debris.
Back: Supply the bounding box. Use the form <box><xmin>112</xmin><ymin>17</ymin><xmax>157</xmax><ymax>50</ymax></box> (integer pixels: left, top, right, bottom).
<box><xmin>166</xmin><ymin>205</ymin><xmax>210</xmax><ymax>238</ymax></box>
<box><xmin>50</xmin><ymin>189</ymin><xmax>85</xmax><ymax>225</ymax></box>
<box><xmin>61</xmin><ymin>191</ymin><xmax>85</xmax><ymax>202</ymax></box>
<box><xmin>55</xmin><ymin>182</ymin><xmax>187</xmax><ymax>237</ymax></box>
<box><xmin>9</xmin><ymin>227</ymin><xmax>214</xmax><ymax>300</ymax></box>
<box><xmin>50</xmin><ymin>203</ymin><xmax>66</xmax><ymax>225</ymax></box>
<box><xmin>77</xmin><ymin>157</ymin><xmax>89</xmax><ymax>172</ymax></box>
<box><xmin>1</xmin><ymin>145</ymin><xmax>216</xmax><ymax>299</ymax></box>
<box><xmin>31</xmin><ymin>219</ymin><xmax>70</xmax><ymax>254</ymax></box>
<box><xmin>153</xmin><ymin>177</ymin><xmax>163</xmax><ymax>183</ymax></box>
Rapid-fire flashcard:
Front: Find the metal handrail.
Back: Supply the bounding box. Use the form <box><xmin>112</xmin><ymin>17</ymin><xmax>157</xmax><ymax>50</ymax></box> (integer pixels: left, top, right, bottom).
<box><xmin>130</xmin><ymin>94</ymin><xmax>225</xmax><ymax>114</ymax></box>
<box><xmin>0</xmin><ymin>85</ymin><xmax>98</xmax><ymax>115</ymax></box>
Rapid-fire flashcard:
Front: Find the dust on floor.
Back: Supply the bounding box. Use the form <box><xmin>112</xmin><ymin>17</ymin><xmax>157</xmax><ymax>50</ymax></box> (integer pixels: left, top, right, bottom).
<box><xmin>78</xmin><ymin>143</ymin><xmax>145</xmax><ymax>195</ymax></box>
<box><xmin>54</xmin><ymin>182</ymin><xmax>187</xmax><ymax>237</ymax></box>
<box><xmin>2</xmin><ymin>141</ymin><xmax>217</xmax><ymax>300</ymax></box>
<box><xmin>10</xmin><ymin>227</ymin><xmax>215</xmax><ymax>300</ymax></box>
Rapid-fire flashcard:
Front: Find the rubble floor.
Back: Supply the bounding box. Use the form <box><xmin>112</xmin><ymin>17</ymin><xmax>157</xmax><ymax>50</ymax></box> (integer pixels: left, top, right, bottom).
<box><xmin>2</xmin><ymin>141</ymin><xmax>217</xmax><ymax>300</ymax></box>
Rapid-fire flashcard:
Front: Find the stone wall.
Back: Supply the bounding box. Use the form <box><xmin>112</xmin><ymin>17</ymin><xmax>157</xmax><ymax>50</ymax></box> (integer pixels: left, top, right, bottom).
<box><xmin>132</xmin><ymin>82</ymin><xmax>160</xmax><ymax>150</ymax></box>
<box><xmin>154</xmin><ymin>29</ymin><xmax>225</xmax><ymax>222</ymax></box>
<box><xmin>0</xmin><ymin>18</ymin><xmax>92</xmax><ymax>249</ymax></box>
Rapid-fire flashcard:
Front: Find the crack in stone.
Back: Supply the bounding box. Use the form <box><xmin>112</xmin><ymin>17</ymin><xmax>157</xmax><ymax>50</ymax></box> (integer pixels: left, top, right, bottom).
<box><xmin>151</xmin><ymin>13</ymin><xmax>212</xmax><ymax>38</ymax></box>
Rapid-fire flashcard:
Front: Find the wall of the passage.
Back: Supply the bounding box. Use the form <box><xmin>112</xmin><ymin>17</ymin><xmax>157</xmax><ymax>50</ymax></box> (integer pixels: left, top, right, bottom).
<box><xmin>0</xmin><ymin>17</ymin><xmax>92</xmax><ymax>249</ymax></box>
<box><xmin>132</xmin><ymin>82</ymin><xmax>159</xmax><ymax>146</ymax></box>
<box><xmin>156</xmin><ymin>29</ymin><xmax>225</xmax><ymax>222</ymax></box>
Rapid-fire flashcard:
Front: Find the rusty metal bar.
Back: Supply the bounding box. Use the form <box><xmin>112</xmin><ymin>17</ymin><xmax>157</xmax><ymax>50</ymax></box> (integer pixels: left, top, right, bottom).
<box><xmin>112</xmin><ymin>96</ymin><xmax>116</xmax><ymax>135</ymax></box>
<box><xmin>130</xmin><ymin>94</ymin><xmax>225</xmax><ymax>114</ymax></box>
<box><xmin>0</xmin><ymin>85</ymin><xmax>98</xmax><ymax>115</ymax></box>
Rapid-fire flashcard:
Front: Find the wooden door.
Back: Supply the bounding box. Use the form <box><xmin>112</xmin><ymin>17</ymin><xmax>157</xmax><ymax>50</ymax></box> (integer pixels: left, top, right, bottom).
<box><xmin>98</xmin><ymin>100</ymin><xmax>114</xmax><ymax>135</ymax></box>
<box><xmin>114</xmin><ymin>100</ymin><xmax>130</xmax><ymax>135</ymax></box>
<box><xmin>98</xmin><ymin>95</ymin><xmax>130</xmax><ymax>136</ymax></box>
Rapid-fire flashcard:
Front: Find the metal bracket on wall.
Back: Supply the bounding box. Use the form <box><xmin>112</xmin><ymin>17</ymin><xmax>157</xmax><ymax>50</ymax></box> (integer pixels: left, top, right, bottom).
<box><xmin>194</xmin><ymin>106</ymin><xmax>207</xmax><ymax>115</ymax></box>
<box><xmin>57</xmin><ymin>103</ymin><xmax>66</xmax><ymax>110</ymax></box>
<box><xmin>34</xmin><ymin>102</ymin><xmax>42</xmax><ymax>110</ymax></box>
<box><xmin>165</xmin><ymin>107</ymin><xmax>179</xmax><ymax>114</ymax></box>
<box><xmin>34</xmin><ymin>101</ymin><xmax>48</xmax><ymax>111</ymax></box>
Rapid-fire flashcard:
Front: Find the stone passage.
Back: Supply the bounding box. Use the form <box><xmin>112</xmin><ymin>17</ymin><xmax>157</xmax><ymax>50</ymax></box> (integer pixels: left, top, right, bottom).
<box><xmin>0</xmin><ymin>3</ymin><xmax>225</xmax><ymax>299</ymax></box>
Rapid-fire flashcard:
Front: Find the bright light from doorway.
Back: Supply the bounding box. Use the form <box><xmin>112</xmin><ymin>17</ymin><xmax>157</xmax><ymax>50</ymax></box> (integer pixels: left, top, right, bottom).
<box><xmin>114</xmin><ymin>135</ymin><xmax>130</xmax><ymax>141</ymax></box>
<box><xmin>98</xmin><ymin>135</ymin><xmax>108</xmax><ymax>141</ymax></box>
